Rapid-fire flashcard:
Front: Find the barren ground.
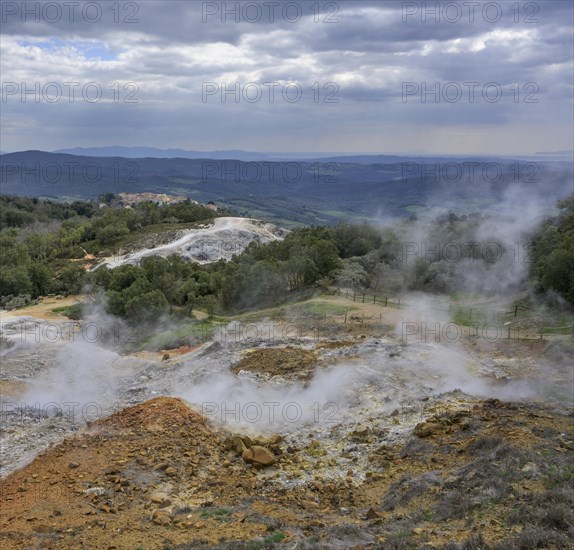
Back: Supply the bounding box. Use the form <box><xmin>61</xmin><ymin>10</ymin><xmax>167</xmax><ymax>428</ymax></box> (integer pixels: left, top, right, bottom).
<box><xmin>1</xmin><ymin>296</ymin><xmax>573</xmax><ymax>549</ymax></box>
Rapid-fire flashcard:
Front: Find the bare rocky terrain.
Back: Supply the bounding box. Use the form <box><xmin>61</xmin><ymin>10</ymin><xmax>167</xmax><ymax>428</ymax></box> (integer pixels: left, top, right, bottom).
<box><xmin>1</xmin><ymin>301</ymin><xmax>573</xmax><ymax>549</ymax></box>
<box><xmin>98</xmin><ymin>218</ymin><xmax>289</xmax><ymax>269</ymax></box>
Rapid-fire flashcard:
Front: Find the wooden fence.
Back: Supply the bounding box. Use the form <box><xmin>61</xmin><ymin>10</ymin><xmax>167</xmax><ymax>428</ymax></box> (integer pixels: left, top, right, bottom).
<box><xmin>330</xmin><ymin>288</ymin><xmax>574</xmax><ymax>339</ymax></box>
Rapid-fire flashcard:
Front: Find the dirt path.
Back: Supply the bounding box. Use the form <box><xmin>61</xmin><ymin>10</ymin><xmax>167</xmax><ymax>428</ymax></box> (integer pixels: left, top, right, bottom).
<box><xmin>321</xmin><ymin>294</ymin><xmax>414</xmax><ymax>326</ymax></box>
<box><xmin>192</xmin><ymin>309</ymin><xmax>209</xmax><ymax>320</ymax></box>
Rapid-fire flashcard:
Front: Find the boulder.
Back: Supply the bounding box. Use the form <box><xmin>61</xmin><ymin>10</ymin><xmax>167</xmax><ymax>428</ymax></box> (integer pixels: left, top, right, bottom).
<box><xmin>225</xmin><ymin>435</ymin><xmax>253</xmax><ymax>455</ymax></box>
<box><xmin>241</xmin><ymin>445</ymin><xmax>276</xmax><ymax>466</ymax></box>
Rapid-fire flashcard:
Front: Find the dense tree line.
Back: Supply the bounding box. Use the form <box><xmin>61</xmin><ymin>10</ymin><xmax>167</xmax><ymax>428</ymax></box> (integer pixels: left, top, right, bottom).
<box><xmin>531</xmin><ymin>196</ymin><xmax>574</xmax><ymax>306</ymax></box>
<box><xmin>2</xmin><ymin>194</ymin><xmax>572</xmax><ymax>317</ymax></box>
<box><xmin>0</xmin><ymin>195</ymin><xmax>98</xmax><ymax>229</ymax></box>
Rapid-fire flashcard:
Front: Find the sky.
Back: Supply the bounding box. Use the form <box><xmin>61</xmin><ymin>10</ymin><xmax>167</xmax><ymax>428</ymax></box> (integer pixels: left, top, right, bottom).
<box><xmin>1</xmin><ymin>0</ymin><xmax>573</xmax><ymax>155</ymax></box>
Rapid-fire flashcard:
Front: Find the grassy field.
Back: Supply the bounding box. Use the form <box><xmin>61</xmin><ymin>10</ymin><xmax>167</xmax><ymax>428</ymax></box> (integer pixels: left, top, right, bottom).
<box><xmin>137</xmin><ymin>296</ymin><xmax>358</xmax><ymax>351</ymax></box>
<box><xmin>232</xmin><ymin>297</ymin><xmax>356</xmax><ymax>322</ymax></box>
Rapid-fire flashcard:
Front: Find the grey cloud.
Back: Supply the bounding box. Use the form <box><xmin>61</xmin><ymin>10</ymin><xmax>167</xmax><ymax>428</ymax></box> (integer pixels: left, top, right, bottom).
<box><xmin>0</xmin><ymin>0</ymin><xmax>572</xmax><ymax>154</ymax></box>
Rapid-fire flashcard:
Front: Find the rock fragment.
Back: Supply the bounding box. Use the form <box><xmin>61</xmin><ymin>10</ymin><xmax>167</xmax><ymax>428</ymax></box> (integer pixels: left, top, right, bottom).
<box><xmin>241</xmin><ymin>445</ymin><xmax>276</xmax><ymax>466</ymax></box>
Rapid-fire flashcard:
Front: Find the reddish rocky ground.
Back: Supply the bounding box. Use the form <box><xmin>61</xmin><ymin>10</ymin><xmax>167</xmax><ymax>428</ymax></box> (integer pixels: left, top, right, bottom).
<box><xmin>1</xmin><ymin>396</ymin><xmax>572</xmax><ymax>550</ymax></box>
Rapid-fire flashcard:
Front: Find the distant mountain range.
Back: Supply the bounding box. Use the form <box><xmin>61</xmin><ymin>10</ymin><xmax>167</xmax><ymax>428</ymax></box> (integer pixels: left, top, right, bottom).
<box><xmin>52</xmin><ymin>146</ymin><xmax>477</xmax><ymax>163</ymax></box>
<box><xmin>52</xmin><ymin>147</ymin><xmax>573</xmax><ymax>164</ymax></box>
<box><xmin>0</xmin><ymin>145</ymin><xmax>567</xmax><ymax>161</ymax></box>
<box><xmin>1</xmin><ymin>150</ymin><xmax>572</xmax><ymax>225</ymax></box>
<box><xmin>54</xmin><ymin>147</ymin><xmax>284</xmax><ymax>161</ymax></box>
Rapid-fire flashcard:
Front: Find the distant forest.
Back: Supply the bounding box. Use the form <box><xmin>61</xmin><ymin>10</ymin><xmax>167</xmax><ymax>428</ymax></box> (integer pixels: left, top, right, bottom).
<box><xmin>2</xmin><ymin>151</ymin><xmax>573</xmax><ymax>225</ymax></box>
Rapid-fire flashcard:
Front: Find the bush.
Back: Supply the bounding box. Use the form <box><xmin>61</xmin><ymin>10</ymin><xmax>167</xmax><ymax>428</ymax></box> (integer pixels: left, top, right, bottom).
<box><xmin>0</xmin><ymin>335</ymin><xmax>14</xmax><ymax>351</ymax></box>
<box><xmin>4</xmin><ymin>294</ymin><xmax>32</xmax><ymax>310</ymax></box>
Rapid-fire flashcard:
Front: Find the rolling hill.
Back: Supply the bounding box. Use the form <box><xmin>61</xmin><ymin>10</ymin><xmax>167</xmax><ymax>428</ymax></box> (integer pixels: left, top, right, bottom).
<box><xmin>1</xmin><ymin>151</ymin><xmax>572</xmax><ymax>225</ymax></box>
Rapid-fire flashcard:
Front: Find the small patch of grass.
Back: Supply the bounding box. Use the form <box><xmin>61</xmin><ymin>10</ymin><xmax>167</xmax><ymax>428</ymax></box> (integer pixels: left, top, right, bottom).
<box><xmin>51</xmin><ymin>303</ymin><xmax>82</xmax><ymax>319</ymax></box>
<box><xmin>199</xmin><ymin>507</ymin><xmax>232</xmax><ymax>523</ymax></box>
<box><xmin>263</xmin><ymin>531</ymin><xmax>286</xmax><ymax>544</ymax></box>
<box><xmin>143</xmin><ymin>321</ymin><xmax>217</xmax><ymax>351</ymax></box>
<box><xmin>283</xmin><ymin>299</ymin><xmax>351</xmax><ymax>318</ymax></box>
<box><xmin>173</xmin><ymin>504</ymin><xmax>193</xmax><ymax>515</ymax></box>
<box><xmin>544</xmin><ymin>463</ymin><xmax>574</xmax><ymax>489</ymax></box>
<box><xmin>233</xmin><ymin>297</ymin><xmax>355</xmax><ymax>323</ymax></box>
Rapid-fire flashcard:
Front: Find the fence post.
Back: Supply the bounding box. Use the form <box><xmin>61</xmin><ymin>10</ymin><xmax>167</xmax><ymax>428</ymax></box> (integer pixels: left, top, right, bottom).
<box><xmin>362</xmin><ymin>294</ymin><xmax>365</xmax><ymax>303</ymax></box>
<box><xmin>344</xmin><ymin>313</ymin><xmax>347</xmax><ymax>324</ymax></box>
<box><xmin>385</xmin><ymin>297</ymin><xmax>388</xmax><ymax>307</ymax></box>
<box><xmin>507</xmin><ymin>326</ymin><xmax>511</xmax><ymax>339</ymax></box>
<box><xmin>353</xmin><ymin>292</ymin><xmax>356</xmax><ymax>301</ymax></box>
<box><xmin>514</xmin><ymin>305</ymin><xmax>518</xmax><ymax>317</ymax></box>
<box><xmin>373</xmin><ymin>294</ymin><xmax>376</xmax><ymax>304</ymax></box>
<box><xmin>379</xmin><ymin>313</ymin><xmax>382</xmax><ymax>323</ymax></box>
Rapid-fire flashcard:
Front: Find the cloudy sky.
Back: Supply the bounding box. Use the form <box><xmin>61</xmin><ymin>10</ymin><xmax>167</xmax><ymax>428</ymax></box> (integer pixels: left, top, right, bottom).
<box><xmin>1</xmin><ymin>0</ymin><xmax>573</xmax><ymax>155</ymax></box>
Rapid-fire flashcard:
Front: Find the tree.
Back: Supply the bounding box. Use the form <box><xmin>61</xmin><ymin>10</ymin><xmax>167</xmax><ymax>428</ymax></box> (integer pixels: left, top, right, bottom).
<box><xmin>98</xmin><ymin>193</ymin><xmax>117</xmax><ymax>205</ymax></box>
<box><xmin>124</xmin><ymin>290</ymin><xmax>170</xmax><ymax>324</ymax></box>
<box><xmin>407</xmin><ymin>258</ymin><xmax>431</xmax><ymax>291</ymax></box>
<box><xmin>0</xmin><ymin>267</ymin><xmax>33</xmax><ymax>297</ymax></box>
<box><xmin>96</xmin><ymin>223</ymin><xmax>129</xmax><ymax>246</ymax></box>
<box><xmin>29</xmin><ymin>263</ymin><xmax>52</xmax><ymax>295</ymax></box>
<box><xmin>108</xmin><ymin>265</ymin><xmax>146</xmax><ymax>292</ymax></box>
<box><xmin>58</xmin><ymin>264</ymin><xmax>87</xmax><ymax>295</ymax></box>
<box><xmin>540</xmin><ymin>249</ymin><xmax>574</xmax><ymax>300</ymax></box>
<box><xmin>282</xmin><ymin>257</ymin><xmax>317</xmax><ymax>291</ymax></box>
<box><xmin>531</xmin><ymin>195</ymin><xmax>574</xmax><ymax>306</ymax></box>
<box><xmin>334</xmin><ymin>260</ymin><xmax>369</xmax><ymax>291</ymax></box>
<box><xmin>311</xmin><ymin>240</ymin><xmax>342</xmax><ymax>275</ymax></box>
